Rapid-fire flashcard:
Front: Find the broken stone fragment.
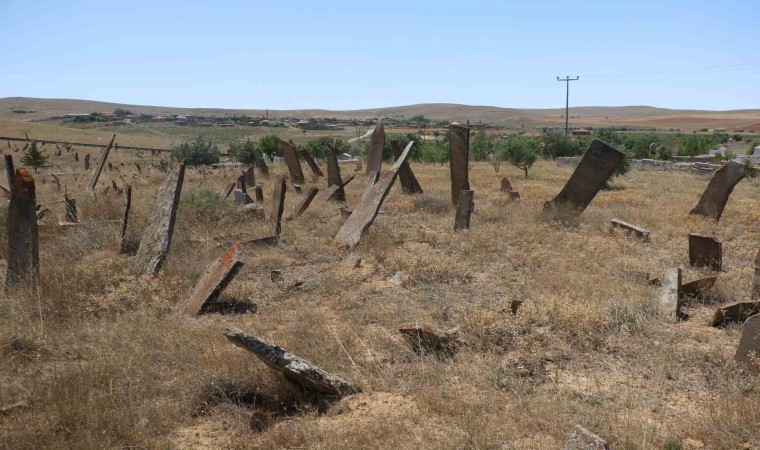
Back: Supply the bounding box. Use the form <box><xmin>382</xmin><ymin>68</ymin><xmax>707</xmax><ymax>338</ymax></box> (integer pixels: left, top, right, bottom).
<box><xmin>398</xmin><ymin>325</ymin><xmax>459</xmax><ymax>357</ymax></box>
<box><xmin>711</xmin><ymin>300</ymin><xmax>760</xmax><ymax>327</ymax></box>
<box><xmin>610</xmin><ymin>218</ymin><xmax>650</xmax><ymax>242</ymax></box>
<box><xmin>680</xmin><ymin>276</ymin><xmax>717</xmax><ymax>298</ymax></box>
<box><xmin>690</xmin><ymin>160</ymin><xmax>746</xmax><ymax>220</ymax></box>
<box><xmin>735</xmin><ymin>314</ymin><xmax>760</xmax><ymax>372</ymax></box>
<box><xmin>182</xmin><ymin>244</ymin><xmax>244</xmax><ymax>316</ymax></box>
<box><xmin>563</xmin><ymin>424</ymin><xmax>609</xmax><ymax>450</ymax></box>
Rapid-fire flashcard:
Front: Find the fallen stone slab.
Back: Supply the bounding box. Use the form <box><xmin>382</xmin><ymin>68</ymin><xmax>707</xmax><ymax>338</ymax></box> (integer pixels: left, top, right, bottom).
<box><xmin>690</xmin><ymin>160</ymin><xmax>746</xmax><ymax>220</ymax></box>
<box><xmin>299</xmin><ymin>149</ymin><xmax>324</xmax><ymax>177</ymax></box>
<box><xmin>366</xmin><ymin>123</ymin><xmax>385</xmax><ymax>175</ymax></box>
<box><xmin>223</xmin><ymin>327</ymin><xmax>359</xmax><ymax>396</ymax></box>
<box><xmin>680</xmin><ymin>276</ymin><xmax>717</xmax><ymax>298</ymax></box>
<box><xmin>86</xmin><ymin>133</ymin><xmax>116</xmax><ymax>198</ymax></box>
<box><xmin>335</xmin><ymin>141</ymin><xmax>413</xmax><ymax>247</ymax></box>
<box><xmin>610</xmin><ymin>218</ymin><xmax>650</xmax><ymax>242</ymax></box>
<box><xmin>391</xmin><ymin>139</ymin><xmax>423</xmax><ymax>194</ymax></box>
<box><xmin>449</xmin><ymin>124</ymin><xmax>470</xmax><ymax>204</ymax></box>
<box><xmin>361</xmin><ymin>171</ymin><xmax>380</xmax><ymax>202</ymax></box>
<box><xmin>711</xmin><ymin>301</ymin><xmax>760</xmax><ymax>327</ymax></box>
<box><xmin>736</xmin><ymin>314</ymin><xmax>760</xmax><ymax>372</ymax></box>
<box><xmin>544</xmin><ymin>139</ymin><xmax>625</xmax><ymax>214</ymax></box>
<box><xmin>454</xmin><ymin>189</ymin><xmax>474</xmax><ymax>231</ymax></box>
<box><xmin>182</xmin><ymin>244</ymin><xmax>244</xmax><ymax>316</ymax></box>
<box><xmin>508</xmin><ymin>191</ymin><xmax>521</xmax><ymax>202</ymax></box>
<box><xmin>689</xmin><ymin>233</ymin><xmax>722</xmax><ymax>271</ymax></box>
<box><xmin>315</xmin><ymin>175</ymin><xmax>355</xmax><ymax>204</ymax></box>
<box><xmin>5</xmin><ymin>168</ymin><xmax>39</xmax><ymax>294</ymax></box>
<box><xmin>279</xmin><ymin>140</ymin><xmax>305</xmax><ymax>184</ymax></box>
<box><xmin>563</xmin><ymin>424</ymin><xmax>609</xmax><ymax>450</ymax></box>
<box><xmin>658</xmin><ymin>267</ymin><xmax>682</xmax><ymax>322</ymax></box>
<box><xmin>290</xmin><ymin>186</ymin><xmax>319</xmax><ymax>219</ymax></box>
<box><xmin>398</xmin><ymin>325</ymin><xmax>459</xmax><ymax>357</ymax></box>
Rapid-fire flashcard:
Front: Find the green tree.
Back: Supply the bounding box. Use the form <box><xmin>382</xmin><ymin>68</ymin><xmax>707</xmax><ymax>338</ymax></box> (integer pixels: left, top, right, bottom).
<box><xmin>498</xmin><ymin>136</ymin><xmax>540</xmax><ymax>178</ymax></box>
<box><xmin>171</xmin><ymin>136</ymin><xmax>220</xmax><ymax>166</ymax></box>
<box><xmin>470</xmin><ymin>131</ymin><xmax>495</xmax><ymax>161</ymax></box>
<box><xmin>21</xmin><ymin>141</ymin><xmax>48</xmax><ymax>173</ymax></box>
<box><xmin>307</xmin><ymin>136</ymin><xmax>352</xmax><ymax>158</ymax></box>
<box><xmin>228</xmin><ymin>139</ymin><xmax>257</xmax><ymax>164</ymax></box>
<box><xmin>542</xmin><ymin>132</ymin><xmax>585</xmax><ymax>157</ymax></box>
<box><xmin>259</xmin><ymin>134</ymin><xmax>281</xmax><ymax>158</ymax></box>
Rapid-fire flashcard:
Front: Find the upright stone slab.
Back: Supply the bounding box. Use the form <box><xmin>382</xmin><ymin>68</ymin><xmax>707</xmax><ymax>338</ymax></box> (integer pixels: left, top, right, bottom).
<box><xmin>299</xmin><ymin>149</ymin><xmax>324</xmax><ymax>177</ymax></box>
<box><xmin>690</xmin><ymin>160</ymin><xmax>746</xmax><ymax>220</ymax></box>
<box><xmin>4</xmin><ymin>169</ymin><xmax>39</xmax><ymax>294</ymax></box>
<box><xmin>545</xmin><ymin>139</ymin><xmax>625</xmax><ymax>213</ymax></box>
<box><xmin>237</xmin><ymin>174</ymin><xmax>247</xmax><ymax>193</ymax></box>
<box><xmin>292</xmin><ymin>187</ymin><xmax>319</xmax><ymax>219</ymax></box>
<box><xmin>391</xmin><ymin>139</ymin><xmax>423</xmax><ymax>194</ymax></box>
<box><xmin>335</xmin><ymin>142</ymin><xmax>413</xmax><ymax>247</ymax></box>
<box><xmin>658</xmin><ymin>267</ymin><xmax>682</xmax><ymax>322</ymax></box>
<box><xmin>270</xmin><ymin>176</ymin><xmax>287</xmax><ymax>238</ymax></box>
<box><xmin>4</xmin><ymin>154</ymin><xmax>14</xmax><ymax>188</ymax></box>
<box><xmin>182</xmin><ymin>244</ymin><xmax>244</xmax><ymax>316</ymax></box>
<box><xmin>134</xmin><ymin>163</ymin><xmax>185</xmax><ymax>276</ymax></box>
<box><xmin>500</xmin><ymin>177</ymin><xmax>512</xmax><ymax>193</ymax></box>
<box><xmin>326</xmin><ymin>142</ymin><xmax>345</xmax><ymax>202</ymax></box>
<box><xmin>244</xmin><ymin>166</ymin><xmax>255</xmax><ymax>186</ymax></box>
<box><xmin>754</xmin><ymin>249</ymin><xmax>760</xmax><ymax>300</ymax></box>
<box><xmin>223</xmin><ymin>327</ymin><xmax>359</xmax><ymax>395</ymax></box>
<box><xmin>254</xmin><ymin>184</ymin><xmax>264</xmax><ymax>202</ymax></box>
<box><xmin>84</xmin><ymin>153</ymin><xmax>90</xmax><ymax>171</ymax></box>
<box><xmin>118</xmin><ymin>185</ymin><xmax>133</xmax><ymax>254</ymax></box>
<box><xmin>735</xmin><ymin>314</ymin><xmax>760</xmax><ymax>372</ymax></box>
<box><xmin>279</xmin><ymin>140</ymin><xmax>305</xmax><ymax>184</ymax></box>
<box><xmin>86</xmin><ymin>133</ymin><xmax>116</xmax><ymax>198</ymax></box>
<box><xmin>449</xmin><ymin>124</ymin><xmax>470</xmax><ymax>204</ymax></box>
<box><xmin>64</xmin><ymin>194</ymin><xmax>78</xmax><ymax>223</ymax></box>
<box><xmin>253</xmin><ymin>149</ymin><xmax>270</xmax><ymax>179</ymax></box>
<box><xmin>366</xmin><ymin>123</ymin><xmax>385</xmax><ymax>175</ymax></box>
<box><xmin>454</xmin><ymin>190</ymin><xmax>474</xmax><ymax>231</ymax></box>
<box><xmin>689</xmin><ymin>233</ymin><xmax>722</xmax><ymax>271</ymax></box>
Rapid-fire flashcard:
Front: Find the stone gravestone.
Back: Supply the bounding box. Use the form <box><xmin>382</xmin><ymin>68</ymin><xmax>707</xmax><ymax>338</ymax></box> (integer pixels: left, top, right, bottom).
<box><xmin>4</xmin><ymin>169</ymin><xmax>39</xmax><ymax>294</ymax></box>
<box><xmin>545</xmin><ymin>139</ymin><xmax>624</xmax><ymax>214</ymax></box>
<box><xmin>689</xmin><ymin>233</ymin><xmax>722</xmax><ymax>271</ymax></box>
<box><xmin>270</xmin><ymin>176</ymin><xmax>287</xmax><ymax>239</ymax></box>
<box><xmin>754</xmin><ymin>249</ymin><xmax>760</xmax><ymax>300</ymax></box>
<box><xmin>658</xmin><ymin>267</ymin><xmax>682</xmax><ymax>322</ymax></box>
<box><xmin>4</xmin><ymin>154</ymin><xmax>14</xmax><ymax>188</ymax></box>
<box><xmin>366</xmin><ymin>123</ymin><xmax>385</xmax><ymax>175</ymax></box>
<box><xmin>299</xmin><ymin>149</ymin><xmax>324</xmax><ymax>177</ymax></box>
<box><xmin>291</xmin><ymin>186</ymin><xmax>319</xmax><ymax>219</ymax></box>
<box><xmin>253</xmin><ymin>149</ymin><xmax>270</xmax><ymax>179</ymax></box>
<box><xmin>63</xmin><ymin>193</ymin><xmax>78</xmax><ymax>223</ymax></box>
<box><xmin>735</xmin><ymin>314</ymin><xmax>760</xmax><ymax>372</ymax></box>
<box><xmin>278</xmin><ymin>140</ymin><xmax>305</xmax><ymax>184</ymax></box>
<box><xmin>182</xmin><ymin>244</ymin><xmax>244</xmax><ymax>316</ymax></box>
<box><xmin>335</xmin><ymin>141</ymin><xmax>413</xmax><ymax>247</ymax></box>
<box><xmin>500</xmin><ymin>177</ymin><xmax>512</xmax><ymax>193</ymax></box>
<box><xmin>134</xmin><ymin>162</ymin><xmax>185</xmax><ymax>276</ymax></box>
<box><xmin>563</xmin><ymin>424</ymin><xmax>609</xmax><ymax>450</ymax></box>
<box><xmin>454</xmin><ymin>190</ymin><xmax>474</xmax><ymax>231</ymax></box>
<box><xmin>391</xmin><ymin>139</ymin><xmax>423</xmax><ymax>194</ymax></box>
<box><xmin>610</xmin><ymin>218</ymin><xmax>650</xmax><ymax>242</ymax></box>
<box><xmin>449</xmin><ymin>124</ymin><xmax>470</xmax><ymax>204</ymax></box>
<box><xmin>690</xmin><ymin>160</ymin><xmax>746</xmax><ymax>220</ymax></box>
<box><xmin>244</xmin><ymin>166</ymin><xmax>255</xmax><ymax>186</ymax></box>
<box><xmin>326</xmin><ymin>141</ymin><xmax>346</xmax><ymax>202</ymax></box>
<box><xmin>315</xmin><ymin>175</ymin><xmax>355</xmax><ymax>204</ymax></box>
<box><xmin>86</xmin><ymin>133</ymin><xmax>116</xmax><ymax>198</ymax></box>
<box><xmin>119</xmin><ymin>185</ymin><xmax>134</xmax><ymax>254</ymax></box>
<box><xmin>711</xmin><ymin>301</ymin><xmax>760</xmax><ymax>327</ymax></box>
<box><xmin>84</xmin><ymin>153</ymin><xmax>90</xmax><ymax>171</ymax></box>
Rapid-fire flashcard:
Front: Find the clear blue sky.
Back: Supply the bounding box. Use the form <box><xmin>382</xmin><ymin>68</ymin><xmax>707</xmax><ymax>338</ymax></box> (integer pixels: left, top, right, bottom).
<box><xmin>2</xmin><ymin>0</ymin><xmax>759</xmax><ymax>111</ymax></box>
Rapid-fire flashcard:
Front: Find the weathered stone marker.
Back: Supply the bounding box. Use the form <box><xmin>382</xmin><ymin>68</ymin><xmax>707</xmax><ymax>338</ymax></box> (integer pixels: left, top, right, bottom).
<box><xmin>508</xmin><ymin>191</ymin><xmax>521</xmax><ymax>201</ymax></box>
<box><xmin>753</xmin><ymin>249</ymin><xmax>760</xmax><ymax>300</ymax></box>
<box><xmin>135</xmin><ymin>163</ymin><xmax>185</xmax><ymax>276</ymax></box>
<box><xmin>366</xmin><ymin>123</ymin><xmax>385</xmax><ymax>175</ymax></box>
<box><xmin>689</xmin><ymin>233</ymin><xmax>722</xmax><ymax>271</ymax></box>
<box><xmin>500</xmin><ymin>177</ymin><xmax>512</xmax><ymax>193</ymax></box>
<box><xmin>224</xmin><ymin>182</ymin><xmax>236</xmax><ymax>199</ymax></box>
<box><xmin>335</xmin><ymin>141</ymin><xmax>413</xmax><ymax>247</ymax></box>
<box><xmin>681</xmin><ymin>276</ymin><xmax>717</xmax><ymax>298</ymax></box>
<box><xmin>279</xmin><ymin>140</ymin><xmax>305</xmax><ymax>184</ymax></box>
<box><xmin>658</xmin><ymin>267</ymin><xmax>682</xmax><ymax>321</ymax></box>
<box><xmin>4</xmin><ymin>154</ymin><xmax>14</xmax><ymax>188</ymax></box>
<box><xmin>223</xmin><ymin>327</ymin><xmax>359</xmax><ymax>395</ymax></box>
<box><xmin>291</xmin><ymin>187</ymin><xmax>319</xmax><ymax>219</ymax></box>
<box><xmin>735</xmin><ymin>314</ymin><xmax>760</xmax><ymax>372</ymax></box>
<box><xmin>237</xmin><ymin>174</ymin><xmax>247</xmax><ymax>193</ymax></box>
<box><xmin>399</xmin><ymin>325</ymin><xmax>459</xmax><ymax>357</ymax></box>
<box><xmin>449</xmin><ymin>124</ymin><xmax>470</xmax><ymax>204</ymax></box>
<box><xmin>454</xmin><ymin>190</ymin><xmax>474</xmax><ymax>231</ymax></box>
<box><xmin>182</xmin><ymin>244</ymin><xmax>244</xmax><ymax>316</ymax></box>
<box><xmin>362</xmin><ymin>171</ymin><xmax>380</xmax><ymax>201</ymax></box>
<box><xmin>299</xmin><ymin>149</ymin><xmax>323</xmax><ymax>177</ymax></box>
<box><xmin>690</xmin><ymin>160</ymin><xmax>746</xmax><ymax>220</ymax></box>
<box><xmin>610</xmin><ymin>218</ymin><xmax>650</xmax><ymax>242</ymax></box>
<box><xmin>711</xmin><ymin>301</ymin><xmax>760</xmax><ymax>327</ymax></box>
<box><xmin>63</xmin><ymin>193</ymin><xmax>78</xmax><ymax>223</ymax></box>
<box><xmin>253</xmin><ymin>149</ymin><xmax>270</xmax><ymax>179</ymax></box>
<box><xmin>563</xmin><ymin>424</ymin><xmax>609</xmax><ymax>450</ymax></box>
<box><xmin>326</xmin><ymin>142</ymin><xmax>345</xmax><ymax>202</ymax></box>
<box><xmin>86</xmin><ymin>133</ymin><xmax>116</xmax><ymax>198</ymax></box>
<box><xmin>254</xmin><ymin>184</ymin><xmax>264</xmax><ymax>202</ymax></box>
<box><xmin>545</xmin><ymin>139</ymin><xmax>625</xmax><ymax>213</ymax></box>
<box><xmin>244</xmin><ymin>166</ymin><xmax>255</xmax><ymax>186</ymax></box>
<box><xmin>391</xmin><ymin>139</ymin><xmax>423</xmax><ymax>194</ymax></box>
<box><xmin>4</xmin><ymin>169</ymin><xmax>39</xmax><ymax>294</ymax></box>
<box><xmin>315</xmin><ymin>175</ymin><xmax>355</xmax><ymax>204</ymax></box>
<box><xmin>270</xmin><ymin>176</ymin><xmax>287</xmax><ymax>238</ymax></box>
<box><xmin>84</xmin><ymin>153</ymin><xmax>90</xmax><ymax>171</ymax></box>
<box><xmin>119</xmin><ymin>185</ymin><xmax>134</xmax><ymax>254</ymax></box>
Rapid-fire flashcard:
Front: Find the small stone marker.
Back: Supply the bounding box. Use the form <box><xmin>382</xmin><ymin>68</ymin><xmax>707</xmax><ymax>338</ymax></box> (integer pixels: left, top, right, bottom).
<box><xmin>270</xmin><ymin>176</ymin><xmax>286</xmax><ymax>238</ymax></box>
<box><xmin>291</xmin><ymin>186</ymin><xmax>319</xmax><ymax>219</ymax></box>
<box><xmin>563</xmin><ymin>424</ymin><xmax>609</xmax><ymax>450</ymax></box>
<box><xmin>134</xmin><ymin>162</ymin><xmax>185</xmax><ymax>276</ymax></box>
<box><xmin>544</xmin><ymin>139</ymin><xmax>625</xmax><ymax>214</ymax></box>
<box><xmin>508</xmin><ymin>191</ymin><xmax>521</xmax><ymax>201</ymax></box>
<box><xmin>500</xmin><ymin>177</ymin><xmax>512</xmax><ymax>193</ymax></box>
<box><xmin>86</xmin><ymin>133</ymin><xmax>116</xmax><ymax>198</ymax></box>
<box><xmin>680</xmin><ymin>276</ymin><xmax>717</xmax><ymax>298</ymax></box>
<box><xmin>244</xmin><ymin>166</ymin><xmax>255</xmax><ymax>186</ymax></box>
<box><xmin>223</xmin><ymin>327</ymin><xmax>359</xmax><ymax>396</ymax></box>
<box><xmin>690</xmin><ymin>160</ymin><xmax>746</xmax><ymax>220</ymax></box>
<box><xmin>335</xmin><ymin>141</ymin><xmax>413</xmax><ymax>247</ymax></box>
<box><xmin>391</xmin><ymin>139</ymin><xmax>423</xmax><ymax>194</ymax></box>
<box><xmin>366</xmin><ymin>123</ymin><xmax>385</xmax><ymax>175</ymax></box>
<box><xmin>399</xmin><ymin>325</ymin><xmax>459</xmax><ymax>357</ymax></box>
<box><xmin>74</xmin><ymin>152</ymin><xmax>79</xmax><ymax>162</ymax></box>
<box><xmin>659</xmin><ymin>267</ymin><xmax>682</xmax><ymax>321</ymax></box>
<box><xmin>711</xmin><ymin>301</ymin><xmax>760</xmax><ymax>327</ymax></box>
<box><xmin>254</xmin><ymin>184</ymin><xmax>264</xmax><ymax>202</ymax></box>
<box><xmin>253</xmin><ymin>149</ymin><xmax>270</xmax><ymax>179</ymax></box>
<box><xmin>610</xmin><ymin>218</ymin><xmax>650</xmax><ymax>242</ymax></box>
<box><xmin>84</xmin><ymin>153</ymin><xmax>90</xmax><ymax>171</ymax></box>
<box><xmin>736</xmin><ymin>314</ymin><xmax>760</xmax><ymax>372</ymax></box>
<box><xmin>689</xmin><ymin>233</ymin><xmax>722</xmax><ymax>271</ymax></box>
<box><xmin>326</xmin><ymin>141</ymin><xmax>346</xmax><ymax>202</ymax></box>
<box><xmin>279</xmin><ymin>140</ymin><xmax>305</xmax><ymax>184</ymax></box>
<box><xmin>63</xmin><ymin>193</ymin><xmax>78</xmax><ymax>223</ymax></box>
<box><xmin>237</xmin><ymin>174</ymin><xmax>247</xmax><ymax>193</ymax></box>
<box><xmin>182</xmin><ymin>244</ymin><xmax>244</xmax><ymax>316</ymax></box>
<box><xmin>4</xmin><ymin>154</ymin><xmax>14</xmax><ymax>188</ymax></box>
<box><xmin>119</xmin><ymin>185</ymin><xmax>134</xmax><ymax>254</ymax></box>
<box><xmin>454</xmin><ymin>190</ymin><xmax>474</xmax><ymax>231</ymax></box>
<box><xmin>4</xmin><ymin>169</ymin><xmax>39</xmax><ymax>294</ymax></box>
<box><xmin>449</xmin><ymin>124</ymin><xmax>470</xmax><ymax>204</ymax></box>
<box><xmin>753</xmin><ymin>249</ymin><xmax>760</xmax><ymax>300</ymax></box>
<box><xmin>299</xmin><ymin>149</ymin><xmax>324</xmax><ymax>177</ymax></box>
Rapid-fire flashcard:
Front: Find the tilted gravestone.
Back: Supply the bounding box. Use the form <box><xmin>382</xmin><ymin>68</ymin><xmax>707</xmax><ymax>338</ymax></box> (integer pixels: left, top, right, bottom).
<box><xmin>270</xmin><ymin>175</ymin><xmax>287</xmax><ymax>238</ymax></box>
<box><xmin>711</xmin><ymin>301</ymin><xmax>760</xmax><ymax>327</ymax></box>
<box><xmin>291</xmin><ymin>186</ymin><xmax>319</xmax><ymax>219</ymax></box>
<box><xmin>658</xmin><ymin>267</ymin><xmax>682</xmax><ymax>322</ymax></box>
<box><xmin>449</xmin><ymin>124</ymin><xmax>470</xmax><ymax>204</ymax></box>
<box><xmin>253</xmin><ymin>149</ymin><xmax>269</xmax><ymax>179</ymax></box>
<box><xmin>4</xmin><ymin>154</ymin><xmax>14</xmax><ymax>188</ymax></box>
<box><xmin>689</xmin><ymin>233</ymin><xmax>722</xmax><ymax>271</ymax></box>
<box><xmin>736</xmin><ymin>314</ymin><xmax>760</xmax><ymax>372</ymax></box>
<box><xmin>182</xmin><ymin>244</ymin><xmax>244</xmax><ymax>316</ymax></box>
<box><xmin>326</xmin><ymin>142</ymin><xmax>345</xmax><ymax>202</ymax></box>
<box><xmin>134</xmin><ymin>162</ymin><xmax>185</xmax><ymax>276</ymax></box>
<box><xmin>315</xmin><ymin>175</ymin><xmax>355</xmax><ymax>204</ymax></box>
<box><xmin>335</xmin><ymin>141</ymin><xmax>413</xmax><ymax>247</ymax></box>
<box><xmin>4</xmin><ymin>169</ymin><xmax>39</xmax><ymax>294</ymax></box>
<box><xmin>278</xmin><ymin>140</ymin><xmax>305</xmax><ymax>184</ymax></box>
<box><xmin>454</xmin><ymin>190</ymin><xmax>474</xmax><ymax>231</ymax></box>
<box><xmin>753</xmin><ymin>249</ymin><xmax>760</xmax><ymax>300</ymax></box>
<box><xmin>244</xmin><ymin>166</ymin><xmax>255</xmax><ymax>186</ymax></box>
<box><xmin>544</xmin><ymin>139</ymin><xmax>625</xmax><ymax>214</ymax></box>
<box><xmin>391</xmin><ymin>139</ymin><xmax>423</xmax><ymax>194</ymax></box>
<box><xmin>86</xmin><ymin>133</ymin><xmax>116</xmax><ymax>198</ymax></box>
<box><xmin>366</xmin><ymin>123</ymin><xmax>385</xmax><ymax>175</ymax></box>
<box><xmin>119</xmin><ymin>185</ymin><xmax>134</xmax><ymax>255</ymax></box>
<box><xmin>690</xmin><ymin>160</ymin><xmax>746</xmax><ymax>220</ymax></box>
<box><xmin>299</xmin><ymin>148</ymin><xmax>324</xmax><ymax>177</ymax></box>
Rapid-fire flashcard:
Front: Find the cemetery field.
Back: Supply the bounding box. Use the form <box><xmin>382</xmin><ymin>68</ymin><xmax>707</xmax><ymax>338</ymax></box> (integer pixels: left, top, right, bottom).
<box><xmin>0</xmin><ymin>154</ymin><xmax>759</xmax><ymax>449</ymax></box>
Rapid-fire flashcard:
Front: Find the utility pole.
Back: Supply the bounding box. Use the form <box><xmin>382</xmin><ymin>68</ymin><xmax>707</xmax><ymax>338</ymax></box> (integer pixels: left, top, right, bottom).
<box><xmin>557</xmin><ymin>76</ymin><xmax>579</xmax><ymax>136</ymax></box>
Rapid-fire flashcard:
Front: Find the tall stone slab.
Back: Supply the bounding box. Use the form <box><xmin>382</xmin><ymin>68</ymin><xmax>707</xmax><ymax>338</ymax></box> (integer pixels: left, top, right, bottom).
<box><xmin>326</xmin><ymin>142</ymin><xmax>345</xmax><ymax>202</ymax></box>
<box><xmin>244</xmin><ymin>166</ymin><xmax>255</xmax><ymax>186</ymax></box>
<box><xmin>690</xmin><ymin>160</ymin><xmax>746</xmax><ymax>220</ymax></box>
<box><xmin>86</xmin><ymin>133</ymin><xmax>116</xmax><ymax>198</ymax></box>
<box><xmin>279</xmin><ymin>140</ymin><xmax>305</xmax><ymax>184</ymax></box>
<box><xmin>736</xmin><ymin>314</ymin><xmax>760</xmax><ymax>372</ymax></box>
<box><xmin>544</xmin><ymin>139</ymin><xmax>625</xmax><ymax>213</ymax></box>
<box><xmin>292</xmin><ymin>187</ymin><xmax>319</xmax><ymax>219</ymax></box>
<box><xmin>366</xmin><ymin>123</ymin><xmax>385</xmax><ymax>175</ymax></box>
<box><xmin>84</xmin><ymin>153</ymin><xmax>90</xmax><ymax>171</ymax></box>
<box><xmin>449</xmin><ymin>124</ymin><xmax>470</xmax><ymax>204</ymax></box>
<box><xmin>253</xmin><ymin>149</ymin><xmax>269</xmax><ymax>179</ymax></box>
<box><xmin>135</xmin><ymin>163</ymin><xmax>185</xmax><ymax>276</ymax></box>
<box><xmin>4</xmin><ymin>169</ymin><xmax>39</xmax><ymax>294</ymax></box>
<box><xmin>4</xmin><ymin>154</ymin><xmax>14</xmax><ymax>188</ymax></box>
<box><xmin>391</xmin><ymin>139</ymin><xmax>423</xmax><ymax>194</ymax></box>
<box><xmin>270</xmin><ymin>176</ymin><xmax>286</xmax><ymax>238</ymax></box>
<box><xmin>118</xmin><ymin>185</ymin><xmax>133</xmax><ymax>254</ymax></box>
<box><xmin>689</xmin><ymin>234</ymin><xmax>722</xmax><ymax>271</ymax></box>
<box><xmin>335</xmin><ymin>142</ymin><xmax>413</xmax><ymax>247</ymax></box>
<box><xmin>454</xmin><ymin>190</ymin><xmax>474</xmax><ymax>231</ymax></box>
<box><xmin>182</xmin><ymin>244</ymin><xmax>244</xmax><ymax>316</ymax></box>
<box><xmin>658</xmin><ymin>267</ymin><xmax>682</xmax><ymax>322</ymax></box>
<box><xmin>299</xmin><ymin>149</ymin><xmax>324</xmax><ymax>177</ymax></box>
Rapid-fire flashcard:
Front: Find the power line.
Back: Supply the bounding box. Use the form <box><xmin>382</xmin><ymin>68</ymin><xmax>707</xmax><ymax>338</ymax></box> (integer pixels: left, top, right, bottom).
<box><xmin>557</xmin><ymin>76</ymin><xmax>579</xmax><ymax>136</ymax></box>
<box><xmin>582</xmin><ymin>62</ymin><xmax>760</xmax><ymax>79</ymax></box>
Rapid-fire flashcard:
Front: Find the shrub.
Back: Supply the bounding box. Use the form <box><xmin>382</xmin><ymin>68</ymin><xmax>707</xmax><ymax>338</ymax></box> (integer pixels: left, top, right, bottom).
<box><xmin>383</xmin><ymin>133</ymin><xmax>419</xmax><ymax>161</ymax></box>
<box><xmin>470</xmin><ymin>131</ymin><xmax>495</xmax><ymax>161</ymax></box>
<box><xmin>307</xmin><ymin>137</ymin><xmax>351</xmax><ymax>159</ymax></box>
<box><xmin>419</xmin><ymin>141</ymin><xmax>449</xmax><ymax>164</ymax></box>
<box><xmin>497</xmin><ymin>136</ymin><xmax>540</xmax><ymax>178</ymax></box>
<box><xmin>171</xmin><ymin>136</ymin><xmax>220</xmax><ymax>166</ymax></box>
<box><xmin>228</xmin><ymin>139</ymin><xmax>257</xmax><ymax>164</ymax></box>
<box><xmin>259</xmin><ymin>134</ymin><xmax>281</xmax><ymax>158</ymax></box>
<box><xmin>542</xmin><ymin>132</ymin><xmax>585</xmax><ymax>157</ymax></box>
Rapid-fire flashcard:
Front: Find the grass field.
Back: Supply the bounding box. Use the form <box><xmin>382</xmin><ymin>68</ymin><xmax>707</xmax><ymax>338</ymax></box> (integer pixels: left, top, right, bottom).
<box><xmin>0</xmin><ymin>141</ymin><xmax>758</xmax><ymax>448</ymax></box>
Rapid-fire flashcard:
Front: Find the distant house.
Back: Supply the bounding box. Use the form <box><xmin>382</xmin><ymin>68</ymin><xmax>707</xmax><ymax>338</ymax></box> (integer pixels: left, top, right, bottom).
<box><xmin>571</xmin><ymin>129</ymin><xmax>591</xmax><ymax>135</ymax></box>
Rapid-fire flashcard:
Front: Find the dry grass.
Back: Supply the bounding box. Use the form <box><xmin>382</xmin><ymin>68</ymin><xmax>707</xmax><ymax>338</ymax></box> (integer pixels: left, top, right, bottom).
<box><xmin>0</xmin><ymin>152</ymin><xmax>759</xmax><ymax>449</ymax></box>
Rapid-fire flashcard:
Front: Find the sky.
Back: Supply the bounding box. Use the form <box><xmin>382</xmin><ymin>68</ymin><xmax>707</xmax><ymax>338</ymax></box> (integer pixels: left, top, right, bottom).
<box><xmin>1</xmin><ymin>0</ymin><xmax>759</xmax><ymax>111</ymax></box>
